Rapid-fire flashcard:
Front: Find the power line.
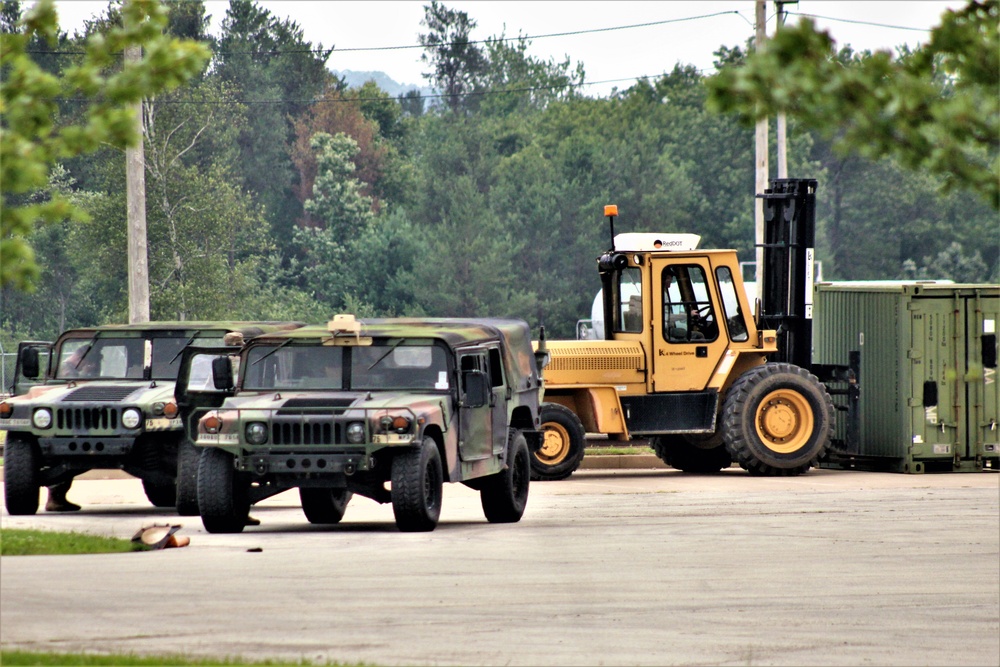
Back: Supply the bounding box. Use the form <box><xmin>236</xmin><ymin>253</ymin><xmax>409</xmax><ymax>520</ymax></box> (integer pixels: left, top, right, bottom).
<box><xmin>332</xmin><ymin>10</ymin><xmax>747</xmax><ymax>53</ymax></box>
<box><xmin>27</xmin><ymin>9</ymin><xmax>747</xmax><ymax>57</ymax></box>
<box><xmin>788</xmin><ymin>11</ymin><xmax>935</xmax><ymax>33</ymax></box>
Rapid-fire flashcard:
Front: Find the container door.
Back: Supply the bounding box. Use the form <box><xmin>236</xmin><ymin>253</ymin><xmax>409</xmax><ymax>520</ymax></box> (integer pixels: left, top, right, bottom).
<box><xmin>908</xmin><ymin>297</ymin><xmax>962</xmax><ymax>466</ymax></box>
<box><xmin>968</xmin><ymin>291</ymin><xmax>999</xmax><ymax>463</ymax></box>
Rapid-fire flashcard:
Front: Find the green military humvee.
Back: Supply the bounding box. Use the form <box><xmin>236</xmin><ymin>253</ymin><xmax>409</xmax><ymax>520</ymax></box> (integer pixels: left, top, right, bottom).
<box><xmin>177</xmin><ymin>315</ymin><xmax>547</xmax><ymax>532</ymax></box>
<box><xmin>0</xmin><ymin>322</ymin><xmax>302</xmax><ymax>515</ymax></box>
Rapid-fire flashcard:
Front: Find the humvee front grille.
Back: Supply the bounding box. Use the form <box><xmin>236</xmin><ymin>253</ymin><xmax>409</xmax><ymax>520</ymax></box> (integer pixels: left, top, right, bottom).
<box><xmin>65</xmin><ymin>386</ymin><xmax>137</xmax><ymax>402</ymax></box>
<box><xmin>56</xmin><ymin>406</ymin><xmax>119</xmax><ymax>430</ymax></box>
<box><xmin>271</xmin><ymin>419</ymin><xmax>340</xmax><ymax>445</ymax></box>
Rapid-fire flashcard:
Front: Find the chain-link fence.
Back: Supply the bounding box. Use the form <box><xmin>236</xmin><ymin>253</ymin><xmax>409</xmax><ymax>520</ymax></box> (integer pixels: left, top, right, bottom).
<box><xmin>1</xmin><ymin>343</ymin><xmax>15</xmax><ymax>398</ymax></box>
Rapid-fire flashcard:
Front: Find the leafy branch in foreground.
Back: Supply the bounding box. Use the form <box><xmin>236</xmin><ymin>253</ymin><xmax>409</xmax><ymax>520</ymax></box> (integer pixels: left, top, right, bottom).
<box><xmin>1</xmin><ymin>0</ymin><xmax>210</xmax><ymax>290</ymax></box>
<box><xmin>706</xmin><ymin>1</ymin><xmax>999</xmax><ymax>210</ymax></box>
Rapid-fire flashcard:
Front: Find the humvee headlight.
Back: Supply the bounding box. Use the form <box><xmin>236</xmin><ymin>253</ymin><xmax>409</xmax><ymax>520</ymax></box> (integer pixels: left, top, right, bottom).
<box><xmin>32</xmin><ymin>408</ymin><xmax>52</xmax><ymax>429</ymax></box>
<box><xmin>379</xmin><ymin>414</ymin><xmax>412</xmax><ymax>434</ymax></box>
<box><xmin>346</xmin><ymin>421</ymin><xmax>366</xmax><ymax>444</ymax></box>
<box><xmin>245</xmin><ymin>422</ymin><xmax>268</xmax><ymax>445</ymax></box>
<box><xmin>121</xmin><ymin>408</ymin><xmax>142</xmax><ymax>429</ymax></box>
<box><xmin>203</xmin><ymin>414</ymin><xmax>222</xmax><ymax>434</ymax></box>
<box><xmin>0</xmin><ymin>402</ymin><xmax>12</xmax><ymax>419</ymax></box>
<box><xmin>152</xmin><ymin>401</ymin><xmax>179</xmax><ymax>418</ymax></box>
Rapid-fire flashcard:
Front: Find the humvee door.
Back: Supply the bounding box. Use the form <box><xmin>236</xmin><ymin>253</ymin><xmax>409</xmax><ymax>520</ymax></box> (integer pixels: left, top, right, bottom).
<box><xmin>9</xmin><ymin>341</ymin><xmax>53</xmax><ymax>396</ymax></box>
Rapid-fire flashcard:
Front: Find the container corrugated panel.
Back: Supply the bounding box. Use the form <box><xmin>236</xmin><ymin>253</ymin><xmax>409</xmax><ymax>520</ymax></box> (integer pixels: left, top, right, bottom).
<box><xmin>813</xmin><ymin>282</ymin><xmax>999</xmax><ymax>473</ymax></box>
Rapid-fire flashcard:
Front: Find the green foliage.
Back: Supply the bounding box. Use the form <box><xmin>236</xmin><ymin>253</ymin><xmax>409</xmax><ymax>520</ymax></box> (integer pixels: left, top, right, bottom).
<box><xmin>213</xmin><ymin>0</ymin><xmax>332</xmax><ymax>246</ymax></box>
<box><xmin>0</xmin><ymin>528</ymin><xmax>140</xmax><ymax>555</ymax></box>
<box><xmin>0</xmin><ymin>650</ymin><xmax>368</xmax><ymax>666</ymax></box>
<box><xmin>0</xmin><ymin>0</ymin><xmax>210</xmax><ymax>290</ymax></box>
<box><xmin>705</xmin><ymin>1</ymin><xmax>1000</xmax><ymax>209</ymax></box>
<box><xmin>901</xmin><ymin>241</ymin><xmax>991</xmax><ymax>282</ymax></box>
<box><xmin>419</xmin><ymin>0</ymin><xmax>487</xmax><ymax>115</ymax></box>
<box><xmin>2</xmin><ymin>0</ymin><xmax>995</xmax><ymax>351</ymax></box>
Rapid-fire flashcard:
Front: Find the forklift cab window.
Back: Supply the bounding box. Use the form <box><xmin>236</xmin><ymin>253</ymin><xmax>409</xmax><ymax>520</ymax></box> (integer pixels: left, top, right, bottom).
<box><xmin>616</xmin><ymin>267</ymin><xmax>643</xmax><ymax>333</ymax></box>
<box><xmin>663</xmin><ymin>265</ymin><xmax>718</xmax><ymax>343</ymax></box>
<box><xmin>716</xmin><ymin>266</ymin><xmax>749</xmax><ymax>342</ymax></box>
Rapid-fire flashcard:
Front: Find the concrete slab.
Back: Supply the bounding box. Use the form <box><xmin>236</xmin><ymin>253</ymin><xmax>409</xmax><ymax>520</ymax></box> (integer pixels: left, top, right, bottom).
<box><xmin>2</xmin><ymin>469</ymin><xmax>998</xmax><ymax>666</ymax></box>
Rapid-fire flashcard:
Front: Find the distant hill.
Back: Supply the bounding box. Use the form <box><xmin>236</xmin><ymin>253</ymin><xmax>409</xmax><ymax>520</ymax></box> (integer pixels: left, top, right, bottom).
<box><xmin>331</xmin><ymin>69</ymin><xmax>435</xmax><ymax>98</ymax></box>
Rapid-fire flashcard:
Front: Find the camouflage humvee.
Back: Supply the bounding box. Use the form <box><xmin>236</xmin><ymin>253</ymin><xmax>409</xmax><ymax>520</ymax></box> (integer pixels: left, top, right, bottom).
<box><xmin>0</xmin><ymin>322</ymin><xmax>303</xmax><ymax>516</ymax></box>
<box><xmin>177</xmin><ymin>315</ymin><xmax>546</xmax><ymax>532</ymax></box>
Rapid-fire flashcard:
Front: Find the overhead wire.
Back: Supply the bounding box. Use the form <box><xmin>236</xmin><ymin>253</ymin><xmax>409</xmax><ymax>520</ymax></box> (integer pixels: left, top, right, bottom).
<box><xmin>31</xmin><ymin>6</ymin><xmax>938</xmax><ymax>105</ymax></box>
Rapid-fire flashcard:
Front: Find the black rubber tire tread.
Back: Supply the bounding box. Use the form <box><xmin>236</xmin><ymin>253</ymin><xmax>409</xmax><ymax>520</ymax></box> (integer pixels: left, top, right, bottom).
<box><xmin>174</xmin><ymin>439</ymin><xmax>200</xmax><ymax>516</ymax></box>
<box><xmin>391</xmin><ymin>437</ymin><xmax>443</xmax><ymax>532</ymax></box>
<box><xmin>530</xmin><ymin>403</ymin><xmax>586</xmax><ymax>481</ymax></box>
<box><xmin>198</xmin><ymin>447</ymin><xmax>250</xmax><ymax>533</ymax></box>
<box><xmin>722</xmin><ymin>362</ymin><xmax>834</xmax><ymax>476</ymax></box>
<box><xmin>651</xmin><ymin>435</ymin><xmax>732</xmax><ymax>473</ymax></box>
<box><xmin>300</xmin><ymin>488</ymin><xmax>353</xmax><ymax>524</ymax></box>
<box><xmin>142</xmin><ymin>478</ymin><xmax>177</xmax><ymax>508</ymax></box>
<box><xmin>480</xmin><ymin>430</ymin><xmax>531</xmax><ymax>523</ymax></box>
<box><xmin>3</xmin><ymin>434</ymin><xmax>40</xmax><ymax>515</ymax></box>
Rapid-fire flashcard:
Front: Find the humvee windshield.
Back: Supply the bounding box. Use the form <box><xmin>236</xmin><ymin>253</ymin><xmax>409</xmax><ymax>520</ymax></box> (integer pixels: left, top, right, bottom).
<box><xmin>243</xmin><ymin>341</ymin><xmax>451</xmax><ymax>391</ymax></box>
<box><xmin>56</xmin><ymin>334</ymin><xmax>226</xmax><ymax>381</ymax></box>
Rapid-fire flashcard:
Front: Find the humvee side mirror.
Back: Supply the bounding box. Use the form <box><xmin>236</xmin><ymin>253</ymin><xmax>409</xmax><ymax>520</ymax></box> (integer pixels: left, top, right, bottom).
<box><xmin>462</xmin><ymin>370</ymin><xmax>489</xmax><ymax>408</ymax></box>
<box><xmin>212</xmin><ymin>356</ymin><xmax>234</xmax><ymax>391</ymax></box>
<box><xmin>20</xmin><ymin>347</ymin><xmax>40</xmax><ymax>379</ymax></box>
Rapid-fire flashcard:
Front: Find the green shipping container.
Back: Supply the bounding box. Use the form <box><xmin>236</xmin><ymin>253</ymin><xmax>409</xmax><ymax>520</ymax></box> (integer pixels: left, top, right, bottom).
<box><xmin>813</xmin><ymin>282</ymin><xmax>999</xmax><ymax>473</ymax></box>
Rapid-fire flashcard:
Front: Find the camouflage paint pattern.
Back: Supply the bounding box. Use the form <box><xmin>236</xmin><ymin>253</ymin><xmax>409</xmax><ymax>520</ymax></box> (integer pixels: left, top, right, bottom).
<box><xmin>0</xmin><ymin>322</ymin><xmax>303</xmax><ymax>487</ymax></box>
<box><xmin>191</xmin><ymin>317</ymin><xmax>543</xmax><ymax>501</ymax></box>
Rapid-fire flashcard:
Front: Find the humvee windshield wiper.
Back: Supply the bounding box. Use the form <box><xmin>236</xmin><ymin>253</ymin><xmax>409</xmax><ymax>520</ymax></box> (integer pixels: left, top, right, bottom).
<box><xmin>251</xmin><ymin>339</ymin><xmax>292</xmax><ymax>366</ymax></box>
<box><xmin>72</xmin><ymin>331</ymin><xmax>104</xmax><ymax>369</ymax></box>
<box><xmin>367</xmin><ymin>338</ymin><xmax>403</xmax><ymax>371</ymax></box>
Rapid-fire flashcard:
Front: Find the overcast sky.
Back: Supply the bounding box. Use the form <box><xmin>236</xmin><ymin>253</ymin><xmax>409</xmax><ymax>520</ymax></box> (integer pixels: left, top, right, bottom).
<box><xmin>50</xmin><ymin>1</ymin><xmax>966</xmax><ymax>96</ymax></box>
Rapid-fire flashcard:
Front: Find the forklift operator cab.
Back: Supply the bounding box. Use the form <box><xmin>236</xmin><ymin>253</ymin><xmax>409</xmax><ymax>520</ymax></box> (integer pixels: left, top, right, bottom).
<box><xmin>604</xmin><ymin>250</ymin><xmax>754</xmax><ymax>394</ymax></box>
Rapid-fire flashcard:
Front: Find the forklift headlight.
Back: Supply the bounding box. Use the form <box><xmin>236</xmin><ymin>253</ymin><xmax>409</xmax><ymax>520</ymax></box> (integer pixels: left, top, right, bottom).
<box><xmin>245</xmin><ymin>422</ymin><xmax>268</xmax><ymax>445</ymax></box>
<box><xmin>346</xmin><ymin>421</ymin><xmax>366</xmax><ymax>444</ymax></box>
<box><xmin>121</xmin><ymin>408</ymin><xmax>142</xmax><ymax>429</ymax></box>
<box><xmin>32</xmin><ymin>408</ymin><xmax>52</xmax><ymax>429</ymax></box>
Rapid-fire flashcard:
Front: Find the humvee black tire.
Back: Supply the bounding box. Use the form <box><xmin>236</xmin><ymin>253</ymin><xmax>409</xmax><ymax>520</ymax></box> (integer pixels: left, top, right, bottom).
<box><xmin>651</xmin><ymin>434</ymin><xmax>732</xmax><ymax>473</ymax></box>
<box><xmin>391</xmin><ymin>437</ymin><xmax>443</xmax><ymax>532</ymax></box>
<box><xmin>300</xmin><ymin>488</ymin><xmax>353</xmax><ymax>524</ymax></box>
<box><xmin>480</xmin><ymin>430</ymin><xmax>530</xmax><ymax>523</ymax></box>
<box><xmin>4</xmin><ymin>435</ymin><xmax>40</xmax><ymax>515</ymax></box>
<box><xmin>530</xmin><ymin>403</ymin><xmax>586</xmax><ymax>481</ymax></box>
<box><xmin>722</xmin><ymin>363</ymin><xmax>834</xmax><ymax>476</ymax></box>
<box><xmin>142</xmin><ymin>478</ymin><xmax>177</xmax><ymax>508</ymax></box>
<box><xmin>198</xmin><ymin>447</ymin><xmax>250</xmax><ymax>533</ymax></box>
<box><xmin>175</xmin><ymin>439</ymin><xmax>200</xmax><ymax>516</ymax></box>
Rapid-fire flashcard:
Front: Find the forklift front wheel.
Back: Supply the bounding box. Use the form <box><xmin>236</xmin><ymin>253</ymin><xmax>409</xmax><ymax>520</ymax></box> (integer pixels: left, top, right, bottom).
<box><xmin>722</xmin><ymin>363</ymin><xmax>834</xmax><ymax>476</ymax></box>
<box><xmin>531</xmin><ymin>403</ymin><xmax>586</xmax><ymax>481</ymax></box>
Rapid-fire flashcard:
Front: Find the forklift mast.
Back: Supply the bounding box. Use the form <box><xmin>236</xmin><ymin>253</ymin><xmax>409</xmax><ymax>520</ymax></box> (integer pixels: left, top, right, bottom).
<box><xmin>757</xmin><ymin>178</ymin><xmax>818</xmax><ymax>369</ymax></box>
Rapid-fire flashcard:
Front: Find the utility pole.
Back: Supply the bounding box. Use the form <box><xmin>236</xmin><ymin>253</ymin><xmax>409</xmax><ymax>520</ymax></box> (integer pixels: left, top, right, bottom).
<box><xmin>125</xmin><ymin>40</ymin><xmax>150</xmax><ymax>324</ymax></box>
<box><xmin>775</xmin><ymin>1</ymin><xmax>796</xmax><ymax>178</ymax></box>
<box><xmin>754</xmin><ymin>0</ymin><xmax>768</xmax><ymax>301</ymax></box>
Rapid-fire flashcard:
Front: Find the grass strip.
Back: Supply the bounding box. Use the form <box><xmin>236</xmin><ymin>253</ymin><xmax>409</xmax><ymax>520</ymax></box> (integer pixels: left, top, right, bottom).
<box><xmin>0</xmin><ymin>528</ymin><xmax>140</xmax><ymax>556</ymax></box>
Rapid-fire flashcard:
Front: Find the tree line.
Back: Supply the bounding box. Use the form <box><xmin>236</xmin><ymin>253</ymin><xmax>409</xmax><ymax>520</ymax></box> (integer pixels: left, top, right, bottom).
<box><xmin>2</xmin><ymin>0</ymin><xmax>996</xmax><ymax>355</ymax></box>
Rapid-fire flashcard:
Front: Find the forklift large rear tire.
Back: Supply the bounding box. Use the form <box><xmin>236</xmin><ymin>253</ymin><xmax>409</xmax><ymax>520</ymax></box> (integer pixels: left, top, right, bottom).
<box><xmin>530</xmin><ymin>403</ymin><xmax>586</xmax><ymax>481</ymax></box>
<box><xmin>722</xmin><ymin>363</ymin><xmax>834</xmax><ymax>476</ymax></box>
<box><xmin>651</xmin><ymin>434</ymin><xmax>731</xmax><ymax>473</ymax></box>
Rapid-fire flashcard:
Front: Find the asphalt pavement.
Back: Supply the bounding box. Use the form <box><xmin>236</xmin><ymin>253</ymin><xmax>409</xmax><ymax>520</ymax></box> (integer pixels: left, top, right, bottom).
<box><xmin>2</xmin><ymin>465</ymin><xmax>998</xmax><ymax>666</ymax></box>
